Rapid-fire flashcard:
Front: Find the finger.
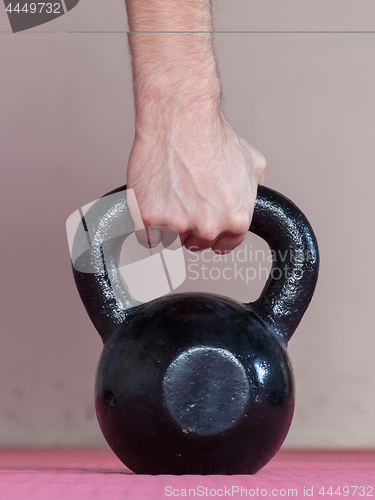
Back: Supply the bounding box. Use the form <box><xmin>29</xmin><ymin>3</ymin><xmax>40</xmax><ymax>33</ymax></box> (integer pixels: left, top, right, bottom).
<box><xmin>126</xmin><ymin>188</ymin><xmax>145</xmax><ymax>232</ymax></box>
<box><xmin>135</xmin><ymin>225</ymin><xmax>181</xmax><ymax>250</ymax></box>
<box><xmin>135</xmin><ymin>227</ymin><xmax>162</xmax><ymax>248</ymax></box>
<box><xmin>127</xmin><ymin>189</ymin><xmax>162</xmax><ymax>248</ymax></box>
<box><xmin>183</xmin><ymin>235</ymin><xmax>217</xmax><ymax>252</ymax></box>
<box><xmin>160</xmin><ymin>226</ymin><xmax>181</xmax><ymax>250</ymax></box>
<box><xmin>258</xmin><ymin>171</ymin><xmax>266</xmax><ymax>185</ymax></box>
<box><xmin>252</xmin><ymin>147</ymin><xmax>267</xmax><ymax>184</ymax></box>
<box><xmin>211</xmin><ymin>233</ymin><xmax>247</xmax><ymax>254</ymax></box>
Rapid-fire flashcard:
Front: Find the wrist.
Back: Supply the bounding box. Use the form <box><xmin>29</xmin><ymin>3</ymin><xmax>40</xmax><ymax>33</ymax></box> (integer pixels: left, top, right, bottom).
<box><xmin>134</xmin><ymin>65</ymin><xmax>222</xmax><ymax>130</ymax></box>
<box><xmin>134</xmin><ymin>90</ymin><xmax>223</xmax><ymax>139</ymax></box>
<box><xmin>133</xmin><ymin>111</ymin><xmax>233</xmax><ymax>165</ymax></box>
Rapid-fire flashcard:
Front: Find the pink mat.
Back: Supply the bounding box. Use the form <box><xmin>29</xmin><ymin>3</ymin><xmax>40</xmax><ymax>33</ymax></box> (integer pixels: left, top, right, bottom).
<box><xmin>0</xmin><ymin>448</ymin><xmax>374</xmax><ymax>499</ymax></box>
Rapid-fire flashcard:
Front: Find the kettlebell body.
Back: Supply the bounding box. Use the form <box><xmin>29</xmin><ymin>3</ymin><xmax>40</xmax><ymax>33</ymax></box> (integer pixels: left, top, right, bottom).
<box><xmin>70</xmin><ymin>185</ymin><xmax>319</xmax><ymax>475</ymax></box>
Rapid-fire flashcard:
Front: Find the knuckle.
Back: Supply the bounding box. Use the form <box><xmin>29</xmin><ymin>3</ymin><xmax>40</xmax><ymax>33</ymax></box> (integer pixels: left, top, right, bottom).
<box><xmin>192</xmin><ymin>209</ymin><xmax>250</xmax><ymax>242</ymax></box>
<box><xmin>256</xmin><ymin>152</ymin><xmax>267</xmax><ymax>174</ymax></box>
<box><xmin>163</xmin><ymin>216</ymin><xmax>190</xmax><ymax>236</ymax></box>
<box><xmin>212</xmin><ymin>233</ymin><xmax>246</xmax><ymax>254</ymax></box>
<box><xmin>166</xmin><ymin>212</ymin><xmax>187</xmax><ymax>231</ymax></box>
<box><xmin>228</xmin><ymin>210</ymin><xmax>251</xmax><ymax>235</ymax></box>
<box><xmin>140</xmin><ymin>206</ymin><xmax>164</xmax><ymax>228</ymax></box>
<box><xmin>139</xmin><ymin>204</ymin><xmax>156</xmax><ymax>226</ymax></box>
<box><xmin>195</xmin><ymin>221</ymin><xmax>219</xmax><ymax>242</ymax></box>
<box><xmin>174</xmin><ymin>222</ymin><xmax>190</xmax><ymax>236</ymax></box>
<box><xmin>142</xmin><ymin>209</ymin><xmax>191</xmax><ymax>236</ymax></box>
<box><xmin>142</xmin><ymin>213</ymin><xmax>160</xmax><ymax>228</ymax></box>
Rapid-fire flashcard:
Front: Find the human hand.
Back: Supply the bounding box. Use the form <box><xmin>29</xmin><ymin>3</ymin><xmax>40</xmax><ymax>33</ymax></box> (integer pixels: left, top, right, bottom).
<box><xmin>124</xmin><ymin>1</ymin><xmax>266</xmax><ymax>254</ymax></box>
<box><xmin>127</xmin><ymin>106</ymin><xmax>266</xmax><ymax>254</ymax></box>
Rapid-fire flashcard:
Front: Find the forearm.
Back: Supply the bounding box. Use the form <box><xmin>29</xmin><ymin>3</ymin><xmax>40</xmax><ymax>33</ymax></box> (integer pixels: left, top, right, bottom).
<box><xmin>124</xmin><ymin>0</ymin><xmax>221</xmax><ymax>128</ymax></box>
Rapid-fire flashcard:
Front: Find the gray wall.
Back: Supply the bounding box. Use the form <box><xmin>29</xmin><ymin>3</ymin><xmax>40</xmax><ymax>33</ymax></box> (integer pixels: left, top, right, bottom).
<box><xmin>1</xmin><ymin>0</ymin><xmax>374</xmax><ymax>447</ymax></box>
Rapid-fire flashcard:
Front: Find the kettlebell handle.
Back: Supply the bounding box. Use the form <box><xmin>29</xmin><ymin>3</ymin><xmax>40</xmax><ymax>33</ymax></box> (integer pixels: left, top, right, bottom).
<box><xmin>250</xmin><ymin>185</ymin><xmax>319</xmax><ymax>341</ymax></box>
<box><xmin>71</xmin><ymin>185</ymin><xmax>319</xmax><ymax>343</ymax></box>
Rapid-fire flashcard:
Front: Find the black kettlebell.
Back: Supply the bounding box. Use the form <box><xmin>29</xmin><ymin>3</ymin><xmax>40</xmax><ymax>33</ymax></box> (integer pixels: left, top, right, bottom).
<box><xmin>70</xmin><ymin>185</ymin><xmax>319</xmax><ymax>475</ymax></box>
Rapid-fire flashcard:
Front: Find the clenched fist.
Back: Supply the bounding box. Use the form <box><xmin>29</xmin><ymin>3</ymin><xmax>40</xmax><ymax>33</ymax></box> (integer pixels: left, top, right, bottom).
<box><xmin>127</xmin><ymin>107</ymin><xmax>266</xmax><ymax>253</ymax></box>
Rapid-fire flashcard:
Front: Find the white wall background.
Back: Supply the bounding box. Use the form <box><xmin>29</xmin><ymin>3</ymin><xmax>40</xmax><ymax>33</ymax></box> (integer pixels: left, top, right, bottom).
<box><xmin>0</xmin><ymin>0</ymin><xmax>374</xmax><ymax>447</ymax></box>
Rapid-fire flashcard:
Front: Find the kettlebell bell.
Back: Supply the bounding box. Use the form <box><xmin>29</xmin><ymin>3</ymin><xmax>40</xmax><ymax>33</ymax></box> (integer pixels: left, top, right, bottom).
<box><xmin>70</xmin><ymin>185</ymin><xmax>319</xmax><ymax>475</ymax></box>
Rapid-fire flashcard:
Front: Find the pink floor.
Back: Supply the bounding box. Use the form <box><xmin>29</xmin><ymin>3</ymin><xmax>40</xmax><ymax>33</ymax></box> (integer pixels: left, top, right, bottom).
<box><xmin>0</xmin><ymin>448</ymin><xmax>374</xmax><ymax>499</ymax></box>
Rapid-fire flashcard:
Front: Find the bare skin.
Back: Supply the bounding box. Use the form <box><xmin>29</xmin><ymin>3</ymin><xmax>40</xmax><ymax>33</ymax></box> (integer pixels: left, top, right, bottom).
<box><xmin>125</xmin><ymin>0</ymin><xmax>266</xmax><ymax>253</ymax></box>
